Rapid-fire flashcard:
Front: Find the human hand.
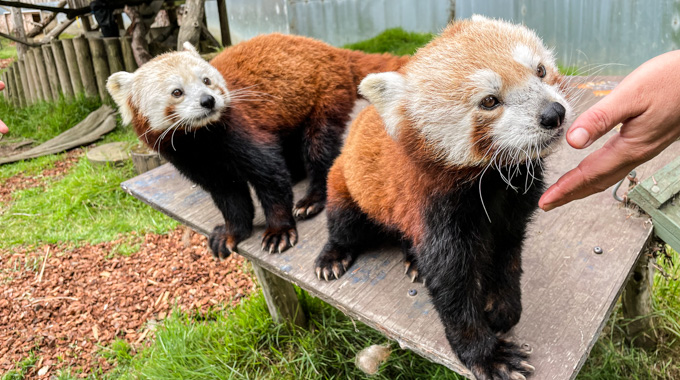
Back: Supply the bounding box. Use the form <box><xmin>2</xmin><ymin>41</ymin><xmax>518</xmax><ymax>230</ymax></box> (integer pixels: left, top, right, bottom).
<box><xmin>0</xmin><ymin>81</ymin><xmax>7</xmax><ymax>135</ymax></box>
<box><xmin>539</xmin><ymin>50</ymin><xmax>680</xmax><ymax>211</ymax></box>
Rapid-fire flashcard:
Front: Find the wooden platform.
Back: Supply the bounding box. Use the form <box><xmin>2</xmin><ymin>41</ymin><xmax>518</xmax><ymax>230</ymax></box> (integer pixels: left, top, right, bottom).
<box><xmin>121</xmin><ymin>77</ymin><xmax>679</xmax><ymax>379</ymax></box>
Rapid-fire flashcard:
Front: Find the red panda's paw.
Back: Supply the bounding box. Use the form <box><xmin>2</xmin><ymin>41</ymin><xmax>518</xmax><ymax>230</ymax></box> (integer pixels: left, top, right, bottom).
<box><xmin>314</xmin><ymin>245</ymin><xmax>355</xmax><ymax>281</ymax></box>
<box><xmin>209</xmin><ymin>224</ymin><xmax>243</xmax><ymax>259</ymax></box>
<box><xmin>293</xmin><ymin>195</ymin><xmax>326</xmax><ymax>220</ymax></box>
<box><xmin>467</xmin><ymin>339</ymin><xmax>534</xmax><ymax>380</ymax></box>
<box><xmin>403</xmin><ymin>260</ymin><xmax>421</xmax><ymax>283</ymax></box>
<box><xmin>261</xmin><ymin>226</ymin><xmax>298</xmax><ymax>254</ymax></box>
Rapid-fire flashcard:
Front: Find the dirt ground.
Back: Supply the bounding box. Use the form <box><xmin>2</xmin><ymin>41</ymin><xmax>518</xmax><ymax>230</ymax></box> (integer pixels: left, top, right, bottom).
<box><xmin>0</xmin><ymin>151</ymin><xmax>256</xmax><ymax>378</ymax></box>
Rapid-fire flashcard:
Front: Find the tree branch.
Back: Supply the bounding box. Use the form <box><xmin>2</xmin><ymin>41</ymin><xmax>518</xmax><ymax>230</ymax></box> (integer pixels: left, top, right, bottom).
<box><xmin>0</xmin><ymin>31</ymin><xmax>41</xmax><ymax>47</ymax></box>
<box><xmin>0</xmin><ymin>0</ymin><xmax>156</xmax><ymax>19</ymax></box>
<box><xmin>26</xmin><ymin>0</ymin><xmax>66</xmax><ymax>38</ymax></box>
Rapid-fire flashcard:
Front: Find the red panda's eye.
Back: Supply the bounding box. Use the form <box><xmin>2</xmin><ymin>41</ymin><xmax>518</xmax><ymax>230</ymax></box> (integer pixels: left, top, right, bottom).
<box><xmin>480</xmin><ymin>95</ymin><xmax>500</xmax><ymax>110</ymax></box>
<box><xmin>172</xmin><ymin>89</ymin><xmax>183</xmax><ymax>98</ymax></box>
<box><xmin>203</xmin><ymin>77</ymin><xmax>211</xmax><ymax>86</ymax></box>
<box><xmin>537</xmin><ymin>64</ymin><xmax>546</xmax><ymax>78</ymax></box>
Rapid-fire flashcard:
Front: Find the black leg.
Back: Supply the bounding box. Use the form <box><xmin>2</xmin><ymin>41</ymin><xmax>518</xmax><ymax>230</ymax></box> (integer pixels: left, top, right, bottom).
<box><xmin>484</xmin><ymin>243</ymin><xmax>524</xmax><ymax>334</ymax></box>
<box><xmin>208</xmin><ymin>180</ymin><xmax>254</xmax><ymax>259</ymax></box>
<box><xmin>417</xmin><ymin>227</ymin><xmax>533</xmax><ymax>380</ymax></box>
<box><xmin>315</xmin><ymin>200</ymin><xmax>380</xmax><ymax>281</ymax></box>
<box><xmin>294</xmin><ymin>122</ymin><xmax>344</xmax><ymax>220</ymax></box>
<box><xmin>244</xmin><ymin>145</ymin><xmax>298</xmax><ymax>254</ymax></box>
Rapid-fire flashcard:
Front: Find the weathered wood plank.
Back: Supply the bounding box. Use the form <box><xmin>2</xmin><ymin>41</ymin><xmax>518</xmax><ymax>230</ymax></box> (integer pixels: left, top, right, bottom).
<box><xmin>103</xmin><ymin>37</ymin><xmax>125</xmax><ymax>74</ymax></box>
<box><xmin>51</xmin><ymin>39</ymin><xmax>75</xmax><ymax>99</ymax></box>
<box><xmin>73</xmin><ymin>35</ymin><xmax>98</xmax><ymax>98</ymax></box>
<box><xmin>88</xmin><ymin>37</ymin><xmax>111</xmax><ymax>101</ymax></box>
<box><xmin>33</xmin><ymin>47</ymin><xmax>55</xmax><ymax>101</ymax></box>
<box><xmin>121</xmin><ymin>78</ymin><xmax>679</xmax><ymax>380</ymax></box>
<box><xmin>17</xmin><ymin>59</ymin><xmax>34</xmax><ymax>105</ymax></box>
<box><xmin>62</xmin><ymin>38</ymin><xmax>84</xmax><ymax>95</ymax></box>
<box><xmin>252</xmin><ymin>263</ymin><xmax>307</xmax><ymax>328</ymax></box>
<box><xmin>42</xmin><ymin>44</ymin><xmax>62</xmax><ymax>100</ymax></box>
<box><xmin>25</xmin><ymin>49</ymin><xmax>43</xmax><ymax>102</ymax></box>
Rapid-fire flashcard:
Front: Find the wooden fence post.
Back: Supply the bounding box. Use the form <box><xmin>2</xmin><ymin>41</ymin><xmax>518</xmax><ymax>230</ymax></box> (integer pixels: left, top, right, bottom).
<box><xmin>73</xmin><ymin>35</ymin><xmax>98</xmax><ymax>98</ymax></box>
<box><xmin>51</xmin><ymin>40</ymin><xmax>74</xmax><ymax>99</ymax></box>
<box><xmin>88</xmin><ymin>37</ymin><xmax>111</xmax><ymax>101</ymax></box>
<box><xmin>120</xmin><ymin>36</ymin><xmax>138</xmax><ymax>72</ymax></box>
<box><xmin>25</xmin><ymin>49</ymin><xmax>44</xmax><ymax>102</ymax></box>
<box><xmin>62</xmin><ymin>39</ymin><xmax>84</xmax><ymax>95</ymax></box>
<box><xmin>42</xmin><ymin>44</ymin><xmax>62</xmax><ymax>100</ymax></box>
<box><xmin>10</xmin><ymin>64</ymin><xmax>25</xmax><ymax>107</ymax></box>
<box><xmin>33</xmin><ymin>47</ymin><xmax>55</xmax><ymax>101</ymax></box>
<box><xmin>2</xmin><ymin>71</ymin><xmax>12</xmax><ymax>105</ymax></box>
<box><xmin>103</xmin><ymin>37</ymin><xmax>125</xmax><ymax>74</ymax></box>
<box><xmin>17</xmin><ymin>59</ymin><xmax>34</xmax><ymax>105</ymax></box>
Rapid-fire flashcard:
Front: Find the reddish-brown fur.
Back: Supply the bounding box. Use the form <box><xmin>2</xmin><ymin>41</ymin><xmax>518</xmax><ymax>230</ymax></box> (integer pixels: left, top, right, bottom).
<box><xmin>209</xmin><ymin>33</ymin><xmax>409</xmax><ymax>145</ymax></box>
<box><xmin>328</xmin><ymin>107</ymin><xmax>480</xmax><ymax>246</ymax></box>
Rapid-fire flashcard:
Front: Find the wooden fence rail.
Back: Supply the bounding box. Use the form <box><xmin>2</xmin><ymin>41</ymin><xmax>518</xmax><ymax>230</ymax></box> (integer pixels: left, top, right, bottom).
<box><xmin>2</xmin><ymin>35</ymin><xmax>135</xmax><ymax>106</ymax></box>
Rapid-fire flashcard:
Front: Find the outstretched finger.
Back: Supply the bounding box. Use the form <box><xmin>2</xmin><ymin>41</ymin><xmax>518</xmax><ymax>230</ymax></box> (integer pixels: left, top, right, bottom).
<box><xmin>539</xmin><ymin>140</ymin><xmax>636</xmax><ymax>210</ymax></box>
<box><xmin>566</xmin><ymin>79</ymin><xmax>646</xmax><ymax>149</ymax></box>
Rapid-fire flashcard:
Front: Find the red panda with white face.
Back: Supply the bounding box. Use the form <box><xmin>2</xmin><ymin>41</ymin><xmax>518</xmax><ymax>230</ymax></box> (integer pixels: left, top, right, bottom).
<box><xmin>314</xmin><ymin>16</ymin><xmax>571</xmax><ymax>379</ymax></box>
<box><xmin>107</xmin><ymin>34</ymin><xmax>408</xmax><ymax>259</ymax></box>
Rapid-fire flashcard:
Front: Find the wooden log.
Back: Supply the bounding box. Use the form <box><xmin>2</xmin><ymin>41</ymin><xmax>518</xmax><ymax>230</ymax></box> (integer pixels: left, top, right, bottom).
<box><xmin>177</xmin><ymin>0</ymin><xmax>204</xmax><ymax>50</ymax></box>
<box><xmin>72</xmin><ymin>35</ymin><xmax>98</xmax><ymax>98</ymax></box>
<box><xmin>33</xmin><ymin>47</ymin><xmax>55</xmax><ymax>101</ymax></box>
<box><xmin>41</xmin><ymin>18</ymin><xmax>76</xmax><ymax>43</ymax></box>
<box><xmin>10</xmin><ymin>3</ymin><xmax>27</xmax><ymax>59</ymax></box>
<box><xmin>119</xmin><ymin>36</ymin><xmax>138</xmax><ymax>72</ymax></box>
<box><xmin>216</xmin><ymin>0</ymin><xmax>231</xmax><ymax>46</ymax></box>
<box><xmin>124</xmin><ymin>5</ymin><xmax>152</xmax><ymax>66</ymax></box>
<box><xmin>1</xmin><ymin>71</ymin><xmax>11</xmax><ymax>104</ymax></box>
<box><xmin>42</xmin><ymin>44</ymin><xmax>62</xmax><ymax>100</ymax></box>
<box><xmin>10</xmin><ymin>64</ymin><xmax>26</xmax><ymax>107</ymax></box>
<box><xmin>103</xmin><ymin>37</ymin><xmax>125</xmax><ymax>74</ymax></box>
<box><xmin>251</xmin><ymin>263</ymin><xmax>307</xmax><ymax>328</ymax></box>
<box><xmin>17</xmin><ymin>59</ymin><xmax>35</xmax><ymax>104</ymax></box>
<box><xmin>25</xmin><ymin>49</ymin><xmax>44</xmax><ymax>102</ymax></box>
<box><xmin>88</xmin><ymin>37</ymin><xmax>111</xmax><ymax>101</ymax></box>
<box><xmin>622</xmin><ymin>243</ymin><xmax>658</xmax><ymax>349</ymax></box>
<box><xmin>131</xmin><ymin>144</ymin><xmax>167</xmax><ymax>174</ymax></box>
<box><xmin>61</xmin><ymin>39</ymin><xmax>84</xmax><ymax>95</ymax></box>
<box><xmin>51</xmin><ymin>40</ymin><xmax>74</xmax><ymax>98</ymax></box>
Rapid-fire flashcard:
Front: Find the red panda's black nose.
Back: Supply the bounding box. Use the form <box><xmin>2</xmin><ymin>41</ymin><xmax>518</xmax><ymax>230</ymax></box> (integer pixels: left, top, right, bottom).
<box><xmin>540</xmin><ymin>102</ymin><xmax>566</xmax><ymax>129</ymax></box>
<box><xmin>200</xmin><ymin>95</ymin><xmax>216</xmax><ymax>110</ymax></box>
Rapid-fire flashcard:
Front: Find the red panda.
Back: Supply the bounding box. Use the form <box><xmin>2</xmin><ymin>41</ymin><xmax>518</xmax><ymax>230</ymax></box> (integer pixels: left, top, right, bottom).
<box><xmin>107</xmin><ymin>33</ymin><xmax>408</xmax><ymax>258</ymax></box>
<box><xmin>314</xmin><ymin>16</ymin><xmax>572</xmax><ymax>380</ymax></box>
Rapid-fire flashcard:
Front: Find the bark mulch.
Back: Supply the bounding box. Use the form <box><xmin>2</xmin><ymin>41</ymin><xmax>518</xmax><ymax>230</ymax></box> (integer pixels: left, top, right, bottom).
<box><xmin>0</xmin><ymin>227</ymin><xmax>255</xmax><ymax>378</ymax></box>
<box><xmin>0</xmin><ymin>149</ymin><xmax>83</xmax><ymax>206</ymax></box>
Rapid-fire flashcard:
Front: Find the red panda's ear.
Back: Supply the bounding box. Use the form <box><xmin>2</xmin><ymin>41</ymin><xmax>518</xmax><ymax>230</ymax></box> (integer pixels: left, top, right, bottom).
<box><xmin>106</xmin><ymin>72</ymin><xmax>134</xmax><ymax>125</ymax></box>
<box><xmin>359</xmin><ymin>72</ymin><xmax>406</xmax><ymax>140</ymax></box>
<box><xmin>182</xmin><ymin>41</ymin><xmax>201</xmax><ymax>58</ymax></box>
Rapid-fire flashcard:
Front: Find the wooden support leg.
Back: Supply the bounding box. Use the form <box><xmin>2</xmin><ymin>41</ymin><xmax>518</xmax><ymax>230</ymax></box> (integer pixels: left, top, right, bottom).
<box><xmin>622</xmin><ymin>245</ymin><xmax>657</xmax><ymax>349</ymax></box>
<box><xmin>251</xmin><ymin>263</ymin><xmax>307</xmax><ymax>328</ymax></box>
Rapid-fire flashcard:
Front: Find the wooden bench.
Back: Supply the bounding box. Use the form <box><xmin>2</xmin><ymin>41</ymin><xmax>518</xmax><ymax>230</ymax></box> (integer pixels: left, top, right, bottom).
<box><xmin>121</xmin><ymin>76</ymin><xmax>679</xmax><ymax>379</ymax></box>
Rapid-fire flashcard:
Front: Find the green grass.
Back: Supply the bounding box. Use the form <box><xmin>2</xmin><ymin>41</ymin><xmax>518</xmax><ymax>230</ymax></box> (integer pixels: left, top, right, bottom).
<box><xmin>0</xmin><ymin>38</ymin><xmax>17</xmax><ymax>60</ymax></box>
<box><xmin>0</xmin><ymin>96</ymin><xmax>176</xmax><ymax>248</ymax></box>
<box><xmin>343</xmin><ymin>27</ymin><xmax>434</xmax><ymax>56</ymax></box>
<box><xmin>116</xmin><ymin>290</ymin><xmax>463</xmax><ymax>380</ymax></box>
<box><xmin>1</xmin><ymin>352</ymin><xmax>38</xmax><ymax>380</ymax></box>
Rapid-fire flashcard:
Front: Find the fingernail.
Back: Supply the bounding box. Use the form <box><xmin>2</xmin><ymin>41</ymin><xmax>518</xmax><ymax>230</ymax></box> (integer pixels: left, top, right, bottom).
<box><xmin>569</xmin><ymin>128</ymin><xmax>591</xmax><ymax>148</ymax></box>
<box><xmin>541</xmin><ymin>203</ymin><xmax>556</xmax><ymax>212</ymax></box>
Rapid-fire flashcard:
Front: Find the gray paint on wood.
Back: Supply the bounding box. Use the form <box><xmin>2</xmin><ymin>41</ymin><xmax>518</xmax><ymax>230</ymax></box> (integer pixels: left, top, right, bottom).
<box><xmin>42</xmin><ymin>44</ymin><xmax>62</xmax><ymax>100</ymax></box>
<box><xmin>61</xmin><ymin>38</ymin><xmax>84</xmax><ymax>95</ymax></box>
<box><xmin>50</xmin><ymin>39</ymin><xmax>74</xmax><ymax>98</ymax></box>
<box><xmin>622</xmin><ymin>243</ymin><xmax>657</xmax><ymax>349</ymax></box>
<box><xmin>120</xmin><ymin>78</ymin><xmax>679</xmax><ymax>380</ymax></box>
<box><xmin>88</xmin><ymin>37</ymin><xmax>111</xmax><ymax>101</ymax></box>
<box><xmin>73</xmin><ymin>35</ymin><xmax>98</xmax><ymax>98</ymax></box>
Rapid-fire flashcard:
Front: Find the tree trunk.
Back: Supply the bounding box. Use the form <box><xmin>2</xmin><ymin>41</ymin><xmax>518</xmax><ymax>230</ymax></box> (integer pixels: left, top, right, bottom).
<box><xmin>10</xmin><ymin>2</ymin><xmax>27</xmax><ymax>59</ymax></box>
<box><xmin>177</xmin><ymin>0</ymin><xmax>204</xmax><ymax>51</ymax></box>
<box><xmin>124</xmin><ymin>5</ymin><xmax>152</xmax><ymax>66</ymax></box>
